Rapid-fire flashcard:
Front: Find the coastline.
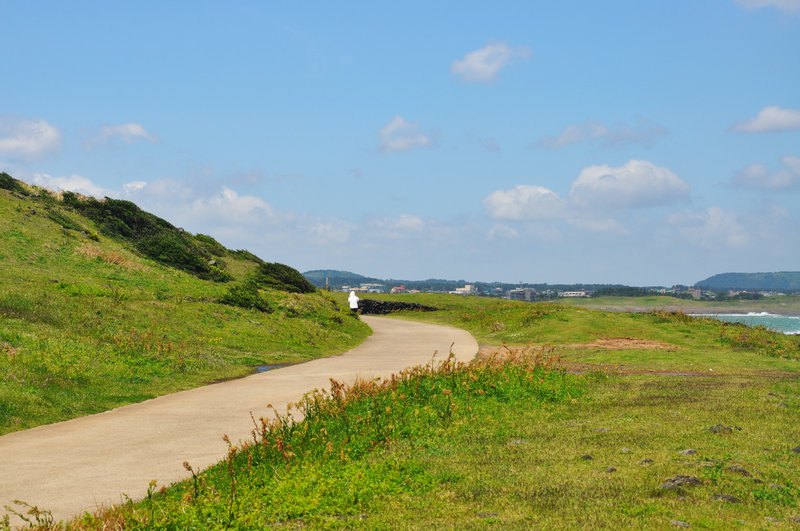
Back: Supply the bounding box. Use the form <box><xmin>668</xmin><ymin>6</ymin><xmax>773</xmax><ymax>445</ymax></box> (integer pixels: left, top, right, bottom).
<box><xmin>585</xmin><ymin>305</ymin><xmax>800</xmax><ymax>316</ymax></box>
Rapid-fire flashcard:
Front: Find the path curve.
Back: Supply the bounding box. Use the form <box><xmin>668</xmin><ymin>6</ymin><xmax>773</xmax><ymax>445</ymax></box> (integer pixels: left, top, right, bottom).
<box><xmin>0</xmin><ymin>316</ymin><xmax>477</xmax><ymax>526</ymax></box>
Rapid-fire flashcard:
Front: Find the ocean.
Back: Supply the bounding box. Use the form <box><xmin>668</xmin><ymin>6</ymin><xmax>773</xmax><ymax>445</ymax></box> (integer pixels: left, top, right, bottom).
<box><xmin>702</xmin><ymin>312</ymin><xmax>800</xmax><ymax>335</ymax></box>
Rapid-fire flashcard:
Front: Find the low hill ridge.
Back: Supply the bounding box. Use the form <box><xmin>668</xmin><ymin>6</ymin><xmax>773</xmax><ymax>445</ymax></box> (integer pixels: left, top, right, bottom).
<box><xmin>696</xmin><ymin>271</ymin><xmax>800</xmax><ymax>292</ymax></box>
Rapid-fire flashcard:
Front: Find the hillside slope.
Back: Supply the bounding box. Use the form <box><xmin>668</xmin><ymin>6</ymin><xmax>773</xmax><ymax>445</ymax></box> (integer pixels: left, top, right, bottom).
<box><xmin>696</xmin><ymin>271</ymin><xmax>800</xmax><ymax>292</ymax></box>
<box><xmin>0</xmin><ymin>174</ymin><xmax>370</xmax><ymax>434</ymax></box>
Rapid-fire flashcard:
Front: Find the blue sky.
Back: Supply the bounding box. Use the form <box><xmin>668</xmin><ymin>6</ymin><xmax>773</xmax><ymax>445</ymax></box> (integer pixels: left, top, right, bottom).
<box><xmin>2</xmin><ymin>1</ymin><xmax>799</xmax><ymax>285</ymax></box>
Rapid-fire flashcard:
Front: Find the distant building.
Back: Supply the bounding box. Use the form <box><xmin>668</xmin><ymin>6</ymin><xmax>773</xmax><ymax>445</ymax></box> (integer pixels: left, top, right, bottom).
<box><xmin>560</xmin><ymin>290</ymin><xmax>590</xmax><ymax>298</ymax></box>
<box><xmin>507</xmin><ymin>287</ymin><xmax>537</xmax><ymax>302</ymax></box>
<box><xmin>360</xmin><ymin>283</ymin><xmax>385</xmax><ymax>293</ymax></box>
<box><xmin>688</xmin><ymin>288</ymin><xmax>702</xmax><ymax>299</ymax></box>
<box><xmin>391</xmin><ymin>285</ymin><xmax>407</xmax><ymax>294</ymax></box>
<box><xmin>452</xmin><ymin>284</ymin><xmax>478</xmax><ymax>295</ymax></box>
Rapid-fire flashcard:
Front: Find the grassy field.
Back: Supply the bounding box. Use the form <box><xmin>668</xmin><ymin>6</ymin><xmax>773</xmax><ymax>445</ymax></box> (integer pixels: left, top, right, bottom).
<box><xmin>0</xmin><ymin>185</ymin><xmax>370</xmax><ymax>435</ymax></box>
<box><xmin>21</xmin><ymin>293</ymin><xmax>796</xmax><ymax>529</ymax></box>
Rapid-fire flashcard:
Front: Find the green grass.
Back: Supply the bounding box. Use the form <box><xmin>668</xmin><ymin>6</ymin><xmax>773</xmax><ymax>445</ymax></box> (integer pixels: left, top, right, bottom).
<box><xmin>338</xmin><ymin>293</ymin><xmax>800</xmax><ymax>374</ymax></box>
<box><xmin>0</xmin><ymin>186</ymin><xmax>370</xmax><ymax>435</ymax></box>
<box><xmin>48</xmin><ymin>349</ymin><xmax>583</xmax><ymax>529</ymax></box>
<box><xmin>23</xmin><ymin>294</ymin><xmax>793</xmax><ymax>529</ymax></box>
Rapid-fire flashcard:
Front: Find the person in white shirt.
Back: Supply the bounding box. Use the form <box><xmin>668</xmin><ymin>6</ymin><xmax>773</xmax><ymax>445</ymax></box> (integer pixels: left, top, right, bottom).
<box><xmin>348</xmin><ymin>291</ymin><xmax>360</xmax><ymax>314</ymax></box>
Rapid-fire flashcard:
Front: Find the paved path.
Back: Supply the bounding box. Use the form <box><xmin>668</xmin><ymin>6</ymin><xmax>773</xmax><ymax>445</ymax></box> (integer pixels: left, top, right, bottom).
<box><xmin>0</xmin><ymin>316</ymin><xmax>477</xmax><ymax>527</ymax></box>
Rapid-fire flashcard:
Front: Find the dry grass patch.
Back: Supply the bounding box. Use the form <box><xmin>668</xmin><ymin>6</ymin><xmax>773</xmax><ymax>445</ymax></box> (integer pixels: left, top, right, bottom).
<box><xmin>75</xmin><ymin>243</ymin><xmax>141</xmax><ymax>270</ymax></box>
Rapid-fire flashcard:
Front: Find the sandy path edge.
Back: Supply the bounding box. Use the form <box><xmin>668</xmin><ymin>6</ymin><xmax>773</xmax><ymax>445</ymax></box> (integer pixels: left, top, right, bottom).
<box><xmin>0</xmin><ymin>316</ymin><xmax>478</xmax><ymax>527</ymax></box>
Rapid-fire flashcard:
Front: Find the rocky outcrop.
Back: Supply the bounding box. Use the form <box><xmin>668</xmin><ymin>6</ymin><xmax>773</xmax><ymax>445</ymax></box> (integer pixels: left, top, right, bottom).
<box><xmin>358</xmin><ymin>299</ymin><xmax>439</xmax><ymax>315</ymax></box>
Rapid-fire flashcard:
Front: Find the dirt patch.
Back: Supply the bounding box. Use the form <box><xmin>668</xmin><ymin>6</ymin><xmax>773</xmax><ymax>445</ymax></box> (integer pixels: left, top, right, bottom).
<box><xmin>564</xmin><ymin>337</ymin><xmax>675</xmax><ymax>350</ymax></box>
<box><xmin>477</xmin><ymin>337</ymin><xmax>675</xmax><ymax>360</ymax></box>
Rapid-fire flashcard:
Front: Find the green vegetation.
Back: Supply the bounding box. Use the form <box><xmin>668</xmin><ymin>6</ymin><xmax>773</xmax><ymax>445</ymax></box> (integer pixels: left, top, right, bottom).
<box><xmin>697</xmin><ymin>271</ymin><xmax>800</xmax><ymax>293</ymax></box>
<box><xmin>41</xmin><ymin>293</ymin><xmax>796</xmax><ymax>529</ymax></box>
<box><xmin>334</xmin><ymin>293</ymin><xmax>800</xmax><ymax>373</ymax></box>
<box><xmin>62</xmin><ymin>349</ymin><xmax>582</xmax><ymax>528</ymax></box>
<box><xmin>0</xmin><ymin>178</ymin><xmax>370</xmax><ymax>435</ymax></box>
<box><xmin>59</xmin><ymin>191</ymin><xmax>234</xmax><ymax>282</ymax></box>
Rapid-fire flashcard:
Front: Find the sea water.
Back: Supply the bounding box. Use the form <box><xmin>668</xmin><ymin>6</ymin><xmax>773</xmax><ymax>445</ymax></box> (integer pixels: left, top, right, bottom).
<box><xmin>703</xmin><ymin>312</ymin><xmax>800</xmax><ymax>335</ymax></box>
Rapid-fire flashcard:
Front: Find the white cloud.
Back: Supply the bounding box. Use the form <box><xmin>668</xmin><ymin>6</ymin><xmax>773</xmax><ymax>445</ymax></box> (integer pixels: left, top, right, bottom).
<box><xmin>483</xmin><ymin>185</ymin><xmax>566</xmax><ymax>220</ymax></box>
<box><xmin>309</xmin><ymin>220</ymin><xmax>356</xmax><ymax>244</ymax></box>
<box><xmin>33</xmin><ymin>173</ymin><xmax>114</xmax><ymax>198</ymax></box>
<box><xmin>85</xmin><ymin>122</ymin><xmax>160</xmax><ymax>149</ymax></box>
<box><xmin>0</xmin><ymin>117</ymin><xmax>62</xmax><ymax>161</ymax></box>
<box><xmin>451</xmin><ymin>42</ymin><xmax>532</xmax><ymax>83</ymax></box>
<box><xmin>731</xmin><ymin>106</ymin><xmax>800</xmax><ymax>133</ymax></box>
<box><xmin>734</xmin><ymin>0</ymin><xmax>800</xmax><ymax>13</ymax></box>
<box><xmin>386</xmin><ymin>214</ymin><xmax>426</xmax><ymax>231</ymax></box>
<box><xmin>733</xmin><ymin>155</ymin><xmax>800</xmax><ymax>190</ymax></box>
<box><xmin>538</xmin><ymin>119</ymin><xmax>667</xmax><ymax>149</ymax></box>
<box><xmin>188</xmin><ymin>187</ymin><xmax>277</xmax><ymax>226</ymax></box>
<box><xmin>378</xmin><ymin>116</ymin><xmax>431</xmax><ymax>153</ymax></box>
<box><xmin>487</xmin><ymin>224</ymin><xmax>519</xmax><ymax>240</ymax></box>
<box><xmin>569</xmin><ymin>159</ymin><xmax>690</xmax><ymax>209</ymax></box>
<box><xmin>666</xmin><ymin>207</ymin><xmax>748</xmax><ymax>248</ymax></box>
<box><xmin>565</xmin><ymin>215</ymin><xmax>628</xmax><ymax>234</ymax></box>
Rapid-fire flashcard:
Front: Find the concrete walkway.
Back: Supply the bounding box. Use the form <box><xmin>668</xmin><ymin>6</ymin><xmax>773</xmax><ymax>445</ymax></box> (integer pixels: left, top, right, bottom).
<box><xmin>0</xmin><ymin>316</ymin><xmax>477</xmax><ymax>526</ymax></box>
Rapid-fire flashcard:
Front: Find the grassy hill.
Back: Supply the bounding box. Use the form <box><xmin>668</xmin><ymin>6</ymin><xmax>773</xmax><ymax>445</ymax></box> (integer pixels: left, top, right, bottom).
<box><xmin>0</xmin><ymin>174</ymin><xmax>370</xmax><ymax>435</ymax></box>
<box><xmin>696</xmin><ymin>271</ymin><xmax>800</xmax><ymax>293</ymax></box>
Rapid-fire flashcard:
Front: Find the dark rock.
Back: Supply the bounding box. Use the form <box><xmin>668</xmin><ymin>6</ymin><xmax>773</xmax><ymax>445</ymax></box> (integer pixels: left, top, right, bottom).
<box><xmin>792</xmin><ymin>447</ymin><xmax>800</xmax><ymax>454</ymax></box>
<box><xmin>709</xmin><ymin>424</ymin><xmax>741</xmax><ymax>434</ymax></box>
<box><xmin>712</xmin><ymin>494</ymin><xmax>741</xmax><ymax>503</ymax></box>
<box><xmin>640</xmin><ymin>458</ymin><xmax>654</xmax><ymax>464</ymax></box>
<box><xmin>357</xmin><ymin>299</ymin><xmax>439</xmax><ymax>315</ymax></box>
<box><xmin>679</xmin><ymin>449</ymin><xmax>697</xmax><ymax>455</ymax></box>
<box><xmin>789</xmin><ymin>516</ymin><xmax>800</xmax><ymax>523</ymax></box>
<box><xmin>670</xmin><ymin>520</ymin><xmax>691</xmax><ymax>528</ymax></box>
<box><xmin>778</xmin><ymin>403</ymin><xmax>787</xmax><ymax>408</ymax></box>
<box><xmin>581</xmin><ymin>454</ymin><xmax>594</xmax><ymax>460</ymax></box>
<box><xmin>595</xmin><ymin>428</ymin><xmax>609</xmax><ymax>432</ymax></box>
<box><xmin>477</xmin><ymin>513</ymin><xmax>499</xmax><ymax>518</ymax></box>
<box><xmin>606</xmin><ymin>467</ymin><xmax>617</xmax><ymax>473</ymax></box>
<box><xmin>768</xmin><ymin>392</ymin><xmax>779</xmax><ymax>397</ymax></box>
<box><xmin>725</xmin><ymin>465</ymin><xmax>753</xmax><ymax>478</ymax></box>
<box><xmin>660</xmin><ymin>475</ymin><xmax>701</xmax><ymax>490</ymax></box>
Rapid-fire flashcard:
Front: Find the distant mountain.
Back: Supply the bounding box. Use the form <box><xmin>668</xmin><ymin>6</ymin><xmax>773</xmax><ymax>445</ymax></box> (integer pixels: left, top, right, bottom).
<box><xmin>304</xmin><ymin>268</ymin><xmax>651</xmax><ymax>295</ymax></box>
<box><xmin>696</xmin><ymin>272</ymin><xmax>800</xmax><ymax>292</ymax></box>
<box><xmin>303</xmin><ymin>270</ymin><xmax>381</xmax><ymax>288</ymax></box>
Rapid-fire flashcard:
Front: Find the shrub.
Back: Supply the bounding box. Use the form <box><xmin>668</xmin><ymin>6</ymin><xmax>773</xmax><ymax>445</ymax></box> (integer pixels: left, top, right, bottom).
<box><xmin>218</xmin><ymin>281</ymin><xmax>273</xmax><ymax>312</ymax></box>
<box><xmin>0</xmin><ymin>173</ymin><xmax>27</xmax><ymax>195</ymax></box>
<box><xmin>195</xmin><ymin>234</ymin><xmax>228</xmax><ymax>257</ymax></box>
<box><xmin>252</xmin><ymin>263</ymin><xmax>316</xmax><ymax>293</ymax></box>
<box><xmin>45</xmin><ymin>207</ymin><xmax>88</xmax><ymax>233</ymax></box>
<box><xmin>60</xmin><ymin>196</ymin><xmax>236</xmax><ymax>282</ymax></box>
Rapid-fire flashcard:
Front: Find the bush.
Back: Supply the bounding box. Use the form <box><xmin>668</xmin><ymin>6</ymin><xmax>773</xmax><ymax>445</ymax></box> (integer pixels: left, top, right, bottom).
<box><xmin>218</xmin><ymin>281</ymin><xmax>273</xmax><ymax>312</ymax></box>
<box><xmin>195</xmin><ymin>234</ymin><xmax>228</xmax><ymax>257</ymax></box>
<box><xmin>0</xmin><ymin>173</ymin><xmax>27</xmax><ymax>195</ymax></box>
<box><xmin>61</xmin><ymin>196</ymin><xmax>236</xmax><ymax>282</ymax></box>
<box><xmin>45</xmin><ymin>207</ymin><xmax>88</xmax><ymax>233</ymax></box>
<box><xmin>252</xmin><ymin>263</ymin><xmax>316</xmax><ymax>293</ymax></box>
